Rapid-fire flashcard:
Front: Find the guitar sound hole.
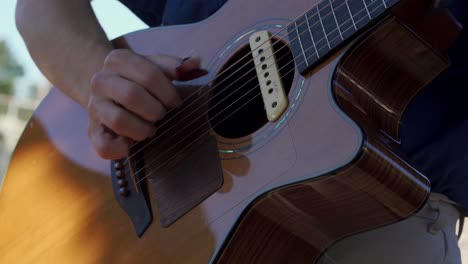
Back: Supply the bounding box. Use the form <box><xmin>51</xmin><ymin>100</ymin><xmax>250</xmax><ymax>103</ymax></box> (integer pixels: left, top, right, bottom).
<box><xmin>209</xmin><ymin>39</ymin><xmax>294</xmax><ymax>139</ymax></box>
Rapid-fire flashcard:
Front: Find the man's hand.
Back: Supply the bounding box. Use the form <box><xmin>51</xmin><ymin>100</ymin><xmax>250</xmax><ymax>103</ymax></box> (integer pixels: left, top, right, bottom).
<box><xmin>15</xmin><ymin>0</ymin><xmax>207</xmax><ymax>160</ymax></box>
<box><xmin>87</xmin><ymin>49</ymin><xmax>207</xmax><ymax>160</ymax></box>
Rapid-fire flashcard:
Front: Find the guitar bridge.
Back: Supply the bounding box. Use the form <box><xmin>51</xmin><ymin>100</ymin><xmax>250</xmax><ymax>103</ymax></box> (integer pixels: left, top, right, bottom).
<box><xmin>111</xmin><ymin>155</ymin><xmax>152</xmax><ymax>237</ymax></box>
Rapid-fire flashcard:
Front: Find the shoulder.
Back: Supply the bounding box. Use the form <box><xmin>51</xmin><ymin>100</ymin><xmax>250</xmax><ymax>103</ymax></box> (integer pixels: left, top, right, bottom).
<box><xmin>118</xmin><ymin>0</ymin><xmax>228</xmax><ymax>26</ymax></box>
<box><xmin>118</xmin><ymin>0</ymin><xmax>167</xmax><ymax>26</ymax></box>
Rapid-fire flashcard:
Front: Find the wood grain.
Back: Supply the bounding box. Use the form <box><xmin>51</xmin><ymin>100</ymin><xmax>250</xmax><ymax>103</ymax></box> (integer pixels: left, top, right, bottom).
<box><xmin>0</xmin><ymin>0</ymin><xmax>460</xmax><ymax>263</ymax></box>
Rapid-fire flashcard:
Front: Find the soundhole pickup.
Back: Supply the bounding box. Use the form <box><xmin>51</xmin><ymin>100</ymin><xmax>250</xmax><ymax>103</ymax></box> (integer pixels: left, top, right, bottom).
<box><xmin>249</xmin><ymin>30</ymin><xmax>289</xmax><ymax>121</ymax></box>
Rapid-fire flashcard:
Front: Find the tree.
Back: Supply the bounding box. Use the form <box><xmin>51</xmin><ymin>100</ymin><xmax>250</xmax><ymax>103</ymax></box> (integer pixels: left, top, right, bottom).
<box><xmin>0</xmin><ymin>40</ymin><xmax>24</xmax><ymax>95</ymax></box>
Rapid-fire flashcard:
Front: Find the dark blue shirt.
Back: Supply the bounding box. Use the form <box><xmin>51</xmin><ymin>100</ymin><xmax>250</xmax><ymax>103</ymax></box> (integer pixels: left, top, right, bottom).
<box><xmin>118</xmin><ymin>0</ymin><xmax>468</xmax><ymax>214</ymax></box>
<box><xmin>119</xmin><ymin>0</ymin><xmax>227</xmax><ymax>26</ymax></box>
<box><xmin>400</xmin><ymin>0</ymin><xmax>468</xmax><ymax>215</ymax></box>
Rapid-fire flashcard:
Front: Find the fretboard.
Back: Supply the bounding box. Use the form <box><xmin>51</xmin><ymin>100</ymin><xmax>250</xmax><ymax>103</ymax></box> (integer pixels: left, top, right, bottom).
<box><xmin>288</xmin><ymin>0</ymin><xmax>399</xmax><ymax>74</ymax></box>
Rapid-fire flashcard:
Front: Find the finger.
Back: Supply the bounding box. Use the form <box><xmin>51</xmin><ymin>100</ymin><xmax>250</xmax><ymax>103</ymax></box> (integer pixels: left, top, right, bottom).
<box><xmin>148</xmin><ymin>55</ymin><xmax>208</xmax><ymax>81</ymax></box>
<box><xmin>90</xmin><ymin>71</ymin><xmax>167</xmax><ymax>123</ymax></box>
<box><xmin>88</xmin><ymin>96</ymin><xmax>156</xmax><ymax>141</ymax></box>
<box><xmin>104</xmin><ymin>49</ymin><xmax>181</xmax><ymax>108</ymax></box>
<box><xmin>88</xmin><ymin>118</ymin><xmax>131</xmax><ymax>160</ymax></box>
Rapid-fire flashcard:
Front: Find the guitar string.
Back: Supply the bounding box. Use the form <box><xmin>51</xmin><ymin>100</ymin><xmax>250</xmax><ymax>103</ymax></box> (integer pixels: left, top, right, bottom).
<box><xmin>122</xmin><ymin>0</ymin><xmax>383</xmax><ymax>163</ymax></box>
<box><xmin>130</xmin><ymin>0</ymin><xmax>388</xmax><ymax>188</ymax></box>
<box><xmin>119</xmin><ymin>5</ymin><xmax>387</xmax><ymax>262</ymax></box>
<box><xmin>122</xmin><ymin>0</ymin><xmax>348</xmax><ymax>160</ymax></box>
<box><xmin>129</xmin><ymin>0</ymin><xmax>383</xmax><ymax>182</ymax></box>
<box><xmin>123</xmin><ymin>0</ymin><xmax>387</xmax><ymax>164</ymax></box>
<box><xmin>132</xmin><ymin>0</ymin><xmax>386</xmax><ymax>186</ymax></box>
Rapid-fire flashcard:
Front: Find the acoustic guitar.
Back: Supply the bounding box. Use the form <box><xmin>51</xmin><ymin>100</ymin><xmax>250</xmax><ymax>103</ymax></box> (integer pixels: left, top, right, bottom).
<box><xmin>0</xmin><ymin>0</ymin><xmax>460</xmax><ymax>263</ymax></box>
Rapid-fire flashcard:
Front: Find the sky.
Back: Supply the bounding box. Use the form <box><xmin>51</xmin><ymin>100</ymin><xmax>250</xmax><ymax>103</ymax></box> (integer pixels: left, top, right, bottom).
<box><xmin>0</xmin><ymin>0</ymin><xmax>148</xmax><ymax>98</ymax></box>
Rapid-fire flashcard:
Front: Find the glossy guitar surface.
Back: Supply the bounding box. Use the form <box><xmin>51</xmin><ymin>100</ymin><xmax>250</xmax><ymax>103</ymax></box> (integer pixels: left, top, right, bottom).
<box><xmin>0</xmin><ymin>0</ymin><xmax>460</xmax><ymax>263</ymax></box>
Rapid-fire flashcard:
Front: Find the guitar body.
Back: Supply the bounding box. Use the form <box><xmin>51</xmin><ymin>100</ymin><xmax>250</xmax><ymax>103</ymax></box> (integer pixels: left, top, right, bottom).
<box><xmin>0</xmin><ymin>0</ymin><xmax>460</xmax><ymax>263</ymax></box>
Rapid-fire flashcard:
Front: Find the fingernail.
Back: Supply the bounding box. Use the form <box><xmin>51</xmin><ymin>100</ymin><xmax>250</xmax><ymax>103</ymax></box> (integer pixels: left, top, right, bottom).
<box><xmin>178</xmin><ymin>69</ymin><xmax>209</xmax><ymax>81</ymax></box>
<box><xmin>176</xmin><ymin>57</ymin><xmax>192</xmax><ymax>69</ymax></box>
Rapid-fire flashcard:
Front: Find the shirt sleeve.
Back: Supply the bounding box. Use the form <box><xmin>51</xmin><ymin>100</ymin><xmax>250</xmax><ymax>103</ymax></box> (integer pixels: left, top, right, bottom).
<box><xmin>117</xmin><ymin>0</ymin><xmax>167</xmax><ymax>27</ymax></box>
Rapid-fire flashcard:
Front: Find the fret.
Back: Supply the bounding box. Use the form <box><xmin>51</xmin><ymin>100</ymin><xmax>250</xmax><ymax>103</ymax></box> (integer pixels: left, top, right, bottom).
<box><xmin>328</xmin><ymin>0</ymin><xmax>344</xmax><ymax>40</ymax></box>
<box><xmin>366</xmin><ymin>0</ymin><xmax>386</xmax><ymax>17</ymax></box>
<box><xmin>316</xmin><ymin>6</ymin><xmax>331</xmax><ymax>49</ymax></box>
<box><xmin>317</xmin><ymin>1</ymin><xmax>342</xmax><ymax>48</ymax></box>
<box><xmin>295</xmin><ymin>17</ymin><xmax>320</xmax><ymax>63</ymax></box>
<box><xmin>331</xmin><ymin>0</ymin><xmax>356</xmax><ymax>39</ymax></box>
<box><xmin>305</xmin><ymin>13</ymin><xmax>320</xmax><ymax>59</ymax></box>
<box><xmin>347</xmin><ymin>0</ymin><xmax>371</xmax><ymax>29</ymax></box>
<box><xmin>345</xmin><ymin>0</ymin><xmax>358</xmax><ymax>30</ymax></box>
<box><xmin>382</xmin><ymin>0</ymin><xmax>388</xmax><ymax>8</ymax></box>
<box><xmin>294</xmin><ymin>21</ymin><xmax>309</xmax><ymax>65</ymax></box>
<box><xmin>287</xmin><ymin>25</ymin><xmax>308</xmax><ymax>70</ymax></box>
<box><xmin>305</xmin><ymin>8</ymin><xmax>330</xmax><ymax>58</ymax></box>
<box><xmin>362</xmin><ymin>0</ymin><xmax>372</xmax><ymax>19</ymax></box>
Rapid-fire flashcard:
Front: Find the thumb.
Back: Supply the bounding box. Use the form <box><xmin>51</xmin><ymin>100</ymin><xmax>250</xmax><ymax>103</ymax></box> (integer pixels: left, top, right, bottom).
<box><xmin>146</xmin><ymin>54</ymin><xmax>209</xmax><ymax>81</ymax></box>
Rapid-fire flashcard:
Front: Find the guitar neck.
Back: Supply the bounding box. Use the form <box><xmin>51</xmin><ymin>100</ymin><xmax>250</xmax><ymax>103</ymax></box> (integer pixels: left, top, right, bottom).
<box><xmin>288</xmin><ymin>0</ymin><xmax>399</xmax><ymax>74</ymax></box>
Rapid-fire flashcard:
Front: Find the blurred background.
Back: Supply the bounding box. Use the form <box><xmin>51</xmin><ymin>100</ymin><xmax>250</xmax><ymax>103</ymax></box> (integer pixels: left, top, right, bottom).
<box><xmin>0</xmin><ymin>0</ymin><xmax>466</xmax><ymax>261</ymax></box>
<box><xmin>0</xmin><ymin>0</ymin><xmax>146</xmax><ymax>182</ymax></box>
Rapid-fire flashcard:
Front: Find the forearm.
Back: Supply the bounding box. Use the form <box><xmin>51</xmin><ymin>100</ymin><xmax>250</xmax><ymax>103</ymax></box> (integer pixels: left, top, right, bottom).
<box><xmin>16</xmin><ymin>0</ymin><xmax>112</xmax><ymax>107</ymax></box>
